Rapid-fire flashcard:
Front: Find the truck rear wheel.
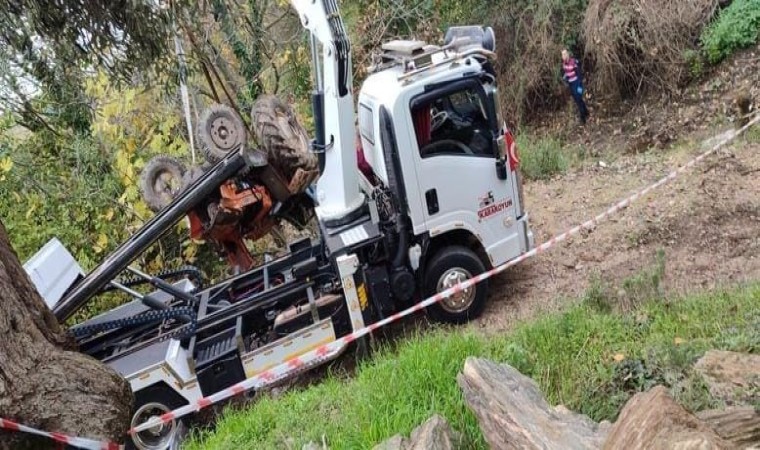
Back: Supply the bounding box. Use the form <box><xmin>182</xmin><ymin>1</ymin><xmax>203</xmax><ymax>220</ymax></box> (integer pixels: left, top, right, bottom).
<box><xmin>250</xmin><ymin>94</ymin><xmax>317</xmax><ymax>181</ymax></box>
<box><xmin>127</xmin><ymin>385</ymin><xmax>188</xmax><ymax>450</ymax></box>
<box><xmin>424</xmin><ymin>246</ymin><xmax>488</xmax><ymax>324</ymax></box>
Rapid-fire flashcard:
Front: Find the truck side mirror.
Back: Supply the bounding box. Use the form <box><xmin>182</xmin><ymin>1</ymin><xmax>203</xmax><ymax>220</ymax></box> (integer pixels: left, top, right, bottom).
<box><xmin>495</xmin><ymin>159</ymin><xmax>507</xmax><ymax>180</ymax></box>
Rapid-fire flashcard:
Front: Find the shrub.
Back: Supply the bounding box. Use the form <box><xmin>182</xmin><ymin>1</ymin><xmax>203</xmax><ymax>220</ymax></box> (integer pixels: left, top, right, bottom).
<box><xmin>583</xmin><ymin>0</ymin><xmax>719</xmax><ymax>99</ymax></box>
<box><xmin>516</xmin><ymin>134</ymin><xmax>569</xmax><ymax>180</ymax></box>
<box><xmin>491</xmin><ymin>0</ymin><xmax>590</xmax><ymax>123</ymax></box>
<box><xmin>701</xmin><ymin>0</ymin><xmax>760</xmax><ymax>64</ymax></box>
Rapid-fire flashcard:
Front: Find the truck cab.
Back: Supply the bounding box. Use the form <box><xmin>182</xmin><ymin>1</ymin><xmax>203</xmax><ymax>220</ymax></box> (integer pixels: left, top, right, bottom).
<box><xmin>355</xmin><ymin>34</ymin><xmax>533</xmax><ymax>321</ymax></box>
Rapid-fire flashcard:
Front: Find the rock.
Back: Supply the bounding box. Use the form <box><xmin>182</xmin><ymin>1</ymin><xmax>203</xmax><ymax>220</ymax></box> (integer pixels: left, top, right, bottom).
<box><xmin>407</xmin><ymin>414</ymin><xmax>461</xmax><ymax>450</ymax></box>
<box><xmin>373</xmin><ymin>415</ymin><xmax>460</xmax><ymax>450</ymax></box>
<box><xmin>602</xmin><ymin>386</ymin><xmax>731</xmax><ymax>450</ymax></box>
<box><xmin>694</xmin><ymin>350</ymin><xmax>760</xmax><ymax>405</ymax></box>
<box><xmin>373</xmin><ymin>434</ymin><xmax>407</xmax><ymax>450</ymax></box>
<box><xmin>457</xmin><ymin>357</ymin><xmax>608</xmax><ymax>449</ymax></box>
<box><xmin>697</xmin><ymin>406</ymin><xmax>760</xmax><ymax>449</ymax></box>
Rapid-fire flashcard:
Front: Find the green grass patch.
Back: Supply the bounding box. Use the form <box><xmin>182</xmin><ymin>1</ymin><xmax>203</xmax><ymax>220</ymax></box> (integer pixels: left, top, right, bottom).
<box><xmin>516</xmin><ymin>134</ymin><xmax>574</xmax><ymax>180</ymax></box>
<box><xmin>701</xmin><ymin>0</ymin><xmax>760</xmax><ymax>64</ymax></box>
<box><xmin>186</xmin><ymin>283</ymin><xmax>759</xmax><ymax>449</ymax></box>
<box><xmin>745</xmin><ymin>123</ymin><xmax>760</xmax><ymax>143</ymax></box>
<box><xmin>584</xmin><ymin>250</ymin><xmax>666</xmax><ymax>315</ymax></box>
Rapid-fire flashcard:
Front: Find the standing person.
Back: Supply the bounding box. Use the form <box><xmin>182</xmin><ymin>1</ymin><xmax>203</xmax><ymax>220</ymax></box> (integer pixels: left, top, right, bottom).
<box><xmin>560</xmin><ymin>49</ymin><xmax>589</xmax><ymax>124</ymax></box>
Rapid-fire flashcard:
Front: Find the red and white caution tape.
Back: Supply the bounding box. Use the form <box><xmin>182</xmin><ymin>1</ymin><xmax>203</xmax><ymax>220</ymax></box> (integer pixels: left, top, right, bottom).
<box><xmin>0</xmin><ymin>417</ymin><xmax>121</xmax><ymax>450</ymax></box>
<box><xmin>3</xmin><ymin>114</ymin><xmax>758</xmax><ymax>449</ymax></box>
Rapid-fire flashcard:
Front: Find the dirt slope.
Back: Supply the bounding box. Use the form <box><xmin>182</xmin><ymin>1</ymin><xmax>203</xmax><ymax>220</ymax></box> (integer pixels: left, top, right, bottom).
<box><xmin>478</xmin><ymin>132</ymin><xmax>759</xmax><ymax>332</ymax></box>
<box><xmin>472</xmin><ymin>43</ymin><xmax>760</xmax><ymax>332</ymax></box>
<box><xmin>536</xmin><ymin>44</ymin><xmax>760</xmax><ymax>156</ymax></box>
<box><xmin>475</xmin><ymin>132</ymin><xmax>760</xmax><ymax>329</ymax></box>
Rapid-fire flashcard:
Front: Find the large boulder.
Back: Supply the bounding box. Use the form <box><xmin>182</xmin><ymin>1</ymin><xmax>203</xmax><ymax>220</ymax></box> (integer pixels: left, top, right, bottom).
<box><xmin>697</xmin><ymin>406</ymin><xmax>760</xmax><ymax>449</ymax></box>
<box><xmin>602</xmin><ymin>386</ymin><xmax>731</xmax><ymax>450</ymax></box>
<box><xmin>372</xmin><ymin>415</ymin><xmax>461</xmax><ymax>450</ymax></box>
<box><xmin>694</xmin><ymin>350</ymin><xmax>760</xmax><ymax>405</ymax></box>
<box><xmin>457</xmin><ymin>357</ymin><xmax>609</xmax><ymax>449</ymax></box>
<box><xmin>407</xmin><ymin>414</ymin><xmax>461</xmax><ymax>450</ymax></box>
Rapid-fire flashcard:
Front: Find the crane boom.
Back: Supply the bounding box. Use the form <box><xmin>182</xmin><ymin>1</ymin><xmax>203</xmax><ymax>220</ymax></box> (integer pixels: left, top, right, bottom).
<box><xmin>290</xmin><ymin>0</ymin><xmax>365</xmax><ymax>225</ymax></box>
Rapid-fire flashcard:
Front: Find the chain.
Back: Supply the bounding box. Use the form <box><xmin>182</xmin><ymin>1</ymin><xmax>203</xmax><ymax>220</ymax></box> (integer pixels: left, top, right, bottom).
<box><xmin>71</xmin><ymin>307</ymin><xmax>197</xmax><ymax>343</ymax></box>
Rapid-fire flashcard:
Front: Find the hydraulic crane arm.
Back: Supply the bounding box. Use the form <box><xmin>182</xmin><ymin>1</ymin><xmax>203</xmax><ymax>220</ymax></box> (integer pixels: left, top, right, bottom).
<box><xmin>290</xmin><ymin>0</ymin><xmax>365</xmax><ymax>226</ymax></box>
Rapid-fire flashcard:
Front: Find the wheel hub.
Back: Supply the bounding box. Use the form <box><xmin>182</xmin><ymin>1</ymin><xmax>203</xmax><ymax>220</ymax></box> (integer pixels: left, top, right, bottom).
<box><xmin>131</xmin><ymin>403</ymin><xmax>176</xmax><ymax>450</ymax></box>
<box><xmin>437</xmin><ymin>267</ymin><xmax>475</xmax><ymax>313</ymax></box>
<box><xmin>210</xmin><ymin>117</ymin><xmax>238</xmax><ymax>150</ymax></box>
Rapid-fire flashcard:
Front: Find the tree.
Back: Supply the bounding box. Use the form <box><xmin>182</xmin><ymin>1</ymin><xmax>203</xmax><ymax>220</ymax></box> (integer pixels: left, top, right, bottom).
<box><xmin>0</xmin><ymin>219</ymin><xmax>132</xmax><ymax>449</ymax></box>
<box><xmin>0</xmin><ymin>0</ymin><xmax>176</xmax><ymax>132</ymax></box>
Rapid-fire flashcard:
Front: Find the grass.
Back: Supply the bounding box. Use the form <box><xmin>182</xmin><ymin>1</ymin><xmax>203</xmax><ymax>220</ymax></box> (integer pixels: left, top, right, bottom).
<box><xmin>516</xmin><ymin>133</ymin><xmax>574</xmax><ymax>180</ymax></box>
<box><xmin>185</xmin><ymin>282</ymin><xmax>759</xmax><ymax>449</ymax></box>
<box><xmin>584</xmin><ymin>250</ymin><xmax>667</xmax><ymax>315</ymax></box>
<box><xmin>745</xmin><ymin>123</ymin><xmax>760</xmax><ymax>143</ymax></box>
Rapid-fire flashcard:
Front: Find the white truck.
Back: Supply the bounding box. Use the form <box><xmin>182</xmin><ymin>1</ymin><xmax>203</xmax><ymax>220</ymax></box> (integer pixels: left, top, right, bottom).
<box><xmin>23</xmin><ymin>1</ymin><xmax>533</xmax><ymax>448</ymax></box>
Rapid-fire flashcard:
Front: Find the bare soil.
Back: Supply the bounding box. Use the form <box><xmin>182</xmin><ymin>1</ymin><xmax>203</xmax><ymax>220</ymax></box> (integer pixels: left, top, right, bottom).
<box><xmin>472</xmin><ymin>44</ymin><xmax>760</xmax><ymax>333</ymax></box>
<box><xmin>477</xmin><ymin>134</ymin><xmax>759</xmax><ymax>333</ymax></box>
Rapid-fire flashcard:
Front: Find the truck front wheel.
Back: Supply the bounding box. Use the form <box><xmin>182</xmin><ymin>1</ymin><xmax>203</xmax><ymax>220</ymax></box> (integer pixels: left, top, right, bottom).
<box><xmin>424</xmin><ymin>246</ymin><xmax>489</xmax><ymax>324</ymax></box>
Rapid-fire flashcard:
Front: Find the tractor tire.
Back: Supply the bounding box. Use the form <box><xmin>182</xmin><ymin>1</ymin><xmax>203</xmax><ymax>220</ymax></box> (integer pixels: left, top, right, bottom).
<box><xmin>197</xmin><ymin>104</ymin><xmax>247</xmax><ymax>163</ymax></box>
<box><xmin>250</xmin><ymin>95</ymin><xmax>317</xmax><ymax>181</ymax></box>
<box><xmin>139</xmin><ymin>155</ymin><xmax>187</xmax><ymax>212</ymax></box>
<box><xmin>180</xmin><ymin>165</ymin><xmax>206</xmax><ymax>192</ymax></box>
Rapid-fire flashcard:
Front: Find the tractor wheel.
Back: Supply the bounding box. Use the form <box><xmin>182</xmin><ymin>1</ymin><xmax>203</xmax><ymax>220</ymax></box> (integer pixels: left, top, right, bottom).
<box><xmin>250</xmin><ymin>95</ymin><xmax>317</xmax><ymax>180</ymax></box>
<box><xmin>180</xmin><ymin>165</ymin><xmax>206</xmax><ymax>192</ymax></box>
<box><xmin>197</xmin><ymin>104</ymin><xmax>247</xmax><ymax>163</ymax></box>
<box><xmin>139</xmin><ymin>155</ymin><xmax>187</xmax><ymax>212</ymax></box>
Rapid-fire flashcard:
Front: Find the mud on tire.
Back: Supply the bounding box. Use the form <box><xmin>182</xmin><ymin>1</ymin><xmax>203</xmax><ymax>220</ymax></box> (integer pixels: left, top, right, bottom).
<box><xmin>139</xmin><ymin>155</ymin><xmax>187</xmax><ymax>212</ymax></box>
<box><xmin>250</xmin><ymin>95</ymin><xmax>317</xmax><ymax>180</ymax></box>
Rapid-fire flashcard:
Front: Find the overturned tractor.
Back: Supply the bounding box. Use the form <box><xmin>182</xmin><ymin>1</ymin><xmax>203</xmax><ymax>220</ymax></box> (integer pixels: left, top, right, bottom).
<box><xmin>138</xmin><ymin>95</ymin><xmax>319</xmax><ymax>272</ymax></box>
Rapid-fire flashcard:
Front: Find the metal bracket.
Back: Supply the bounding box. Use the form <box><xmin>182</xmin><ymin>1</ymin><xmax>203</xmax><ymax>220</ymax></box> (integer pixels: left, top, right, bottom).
<box><xmin>336</xmin><ymin>253</ymin><xmax>364</xmax><ymax>332</ymax></box>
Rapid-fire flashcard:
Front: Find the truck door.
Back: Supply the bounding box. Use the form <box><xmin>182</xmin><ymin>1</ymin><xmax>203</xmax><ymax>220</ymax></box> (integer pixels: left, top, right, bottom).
<box><xmin>410</xmin><ymin>79</ymin><xmax>522</xmax><ymax>266</ymax></box>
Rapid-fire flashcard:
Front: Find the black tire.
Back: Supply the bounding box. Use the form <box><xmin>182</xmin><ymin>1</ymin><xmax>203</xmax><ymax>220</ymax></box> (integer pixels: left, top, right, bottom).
<box><xmin>251</xmin><ymin>95</ymin><xmax>317</xmax><ymax>181</ymax></box>
<box><xmin>424</xmin><ymin>246</ymin><xmax>489</xmax><ymax>324</ymax></box>
<box><xmin>197</xmin><ymin>104</ymin><xmax>247</xmax><ymax>163</ymax></box>
<box><xmin>139</xmin><ymin>155</ymin><xmax>187</xmax><ymax>212</ymax></box>
<box><xmin>180</xmin><ymin>165</ymin><xmax>205</xmax><ymax>192</ymax></box>
<box><xmin>126</xmin><ymin>385</ymin><xmax>188</xmax><ymax>450</ymax></box>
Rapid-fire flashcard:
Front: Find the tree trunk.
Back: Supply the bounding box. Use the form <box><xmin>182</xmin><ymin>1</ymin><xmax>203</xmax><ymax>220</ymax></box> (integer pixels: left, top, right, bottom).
<box><xmin>0</xmin><ymin>220</ymin><xmax>132</xmax><ymax>449</ymax></box>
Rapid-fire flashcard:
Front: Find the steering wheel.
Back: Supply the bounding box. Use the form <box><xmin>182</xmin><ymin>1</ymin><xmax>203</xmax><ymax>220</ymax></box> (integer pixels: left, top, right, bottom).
<box><xmin>420</xmin><ymin>139</ymin><xmax>474</xmax><ymax>157</ymax></box>
<box><xmin>431</xmin><ymin>107</ymin><xmax>449</xmax><ymax>132</ymax></box>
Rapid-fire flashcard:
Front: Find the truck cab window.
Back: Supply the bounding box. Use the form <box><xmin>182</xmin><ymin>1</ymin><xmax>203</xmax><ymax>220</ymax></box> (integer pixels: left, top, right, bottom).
<box><xmin>413</xmin><ymin>86</ymin><xmax>494</xmax><ymax>158</ymax></box>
